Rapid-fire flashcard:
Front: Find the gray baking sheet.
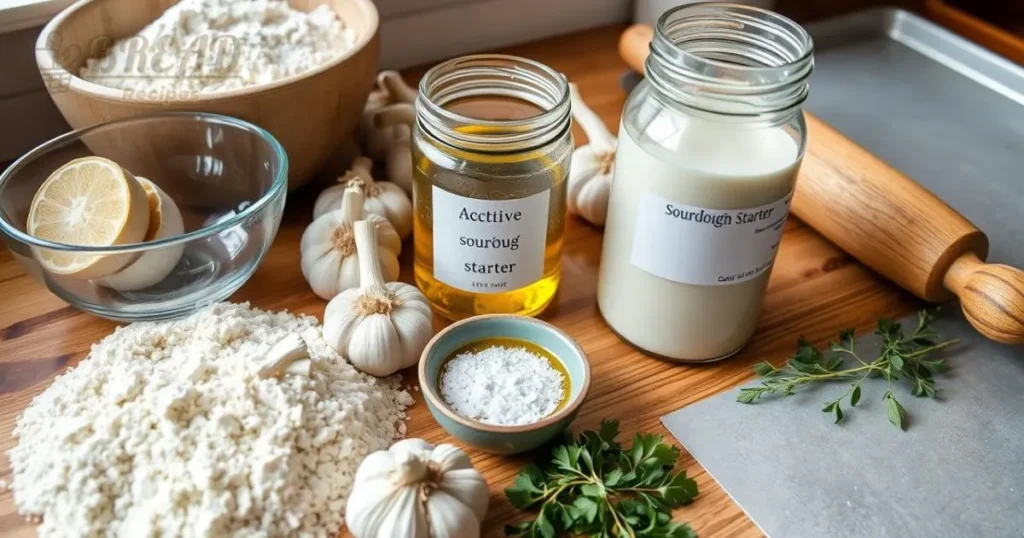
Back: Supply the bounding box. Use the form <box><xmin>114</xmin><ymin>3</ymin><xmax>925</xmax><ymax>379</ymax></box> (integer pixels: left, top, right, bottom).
<box><xmin>662</xmin><ymin>9</ymin><xmax>1024</xmax><ymax>538</ymax></box>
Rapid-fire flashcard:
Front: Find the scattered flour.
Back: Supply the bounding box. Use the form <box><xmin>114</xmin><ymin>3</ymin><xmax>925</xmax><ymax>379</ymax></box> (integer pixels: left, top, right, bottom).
<box><xmin>6</xmin><ymin>302</ymin><xmax>412</xmax><ymax>538</ymax></box>
<box><xmin>80</xmin><ymin>0</ymin><xmax>355</xmax><ymax>94</ymax></box>
<box><xmin>440</xmin><ymin>346</ymin><xmax>565</xmax><ymax>426</ymax></box>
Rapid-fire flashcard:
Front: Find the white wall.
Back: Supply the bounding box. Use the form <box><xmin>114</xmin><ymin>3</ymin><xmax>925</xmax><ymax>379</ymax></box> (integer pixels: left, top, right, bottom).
<box><xmin>376</xmin><ymin>0</ymin><xmax>631</xmax><ymax>69</ymax></box>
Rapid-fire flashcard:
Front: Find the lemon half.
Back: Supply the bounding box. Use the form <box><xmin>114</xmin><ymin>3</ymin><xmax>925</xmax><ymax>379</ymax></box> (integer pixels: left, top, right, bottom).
<box><xmin>27</xmin><ymin>156</ymin><xmax>150</xmax><ymax>278</ymax></box>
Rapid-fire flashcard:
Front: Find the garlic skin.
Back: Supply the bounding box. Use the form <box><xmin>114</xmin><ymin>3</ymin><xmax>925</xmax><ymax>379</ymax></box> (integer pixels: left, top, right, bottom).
<box><xmin>359</xmin><ymin>71</ymin><xmax>418</xmax><ymax>161</ymax></box>
<box><xmin>99</xmin><ymin>177</ymin><xmax>185</xmax><ymax>291</ymax></box>
<box><xmin>313</xmin><ymin>157</ymin><xmax>413</xmax><ymax>240</ymax></box>
<box><xmin>323</xmin><ymin>221</ymin><xmax>431</xmax><ymax>377</ymax></box>
<box><xmin>301</xmin><ymin>186</ymin><xmax>401</xmax><ymax>300</ymax></box>
<box><xmin>373</xmin><ymin>103</ymin><xmax>416</xmax><ymax>195</ymax></box>
<box><xmin>345</xmin><ymin>438</ymin><xmax>488</xmax><ymax>538</ymax></box>
<box><xmin>567</xmin><ymin>83</ymin><xmax>616</xmax><ymax>226</ymax></box>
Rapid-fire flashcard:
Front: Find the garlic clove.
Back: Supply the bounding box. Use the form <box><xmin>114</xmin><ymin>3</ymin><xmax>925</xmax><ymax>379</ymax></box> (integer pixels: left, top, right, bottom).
<box><xmin>575</xmin><ymin>173</ymin><xmax>612</xmax><ymax>227</ymax></box>
<box><xmin>567</xmin><ymin>145</ymin><xmax>606</xmax><ymax>212</ymax></box>
<box><xmin>338</xmin><ymin>254</ymin><xmax>362</xmax><ymax>292</ymax></box>
<box><xmin>566</xmin><ymin>83</ymin><xmax>617</xmax><ymax>227</ymax></box>
<box><xmin>347</xmin><ymin>315</ymin><xmax>404</xmax><ymax>377</ymax></box>
<box><xmin>257</xmin><ymin>333</ymin><xmax>310</xmax><ymax>379</ymax></box>
<box><xmin>368</xmin><ymin>216</ymin><xmax>403</xmax><ymax>257</ymax></box>
<box><xmin>432</xmin><ymin>445</ymin><xmax>490</xmax><ymax>520</ymax></box>
<box><xmin>390</xmin><ymin>303</ymin><xmax>433</xmax><ymax>364</ymax></box>
<box><xmin>322</xmin><ymin>292</ymin><xmax>359</xmax><ymax>355</ymax></box>
<box><xmin>283</xmin><ymin>358</ymin><xmax>312</xmax><ymax>377</ymax></box>
<box><xmin>426</xmin><ymin>491</ymin><xmax>483</xmax><ymax>538</ymax></box>
<box><xmin>385</xmin><ymin>126</ymin><xmax>414</xmax><ymax>195</ymax></box>
<box><xmin>365</xmin><ymin>184</ymin><xmax>413</xmax><ymax>240</ymax></box>
<box><xmin>377</xmin><ymin>71</ymin><xmax>417</xmax><ymax>104</ymax></box>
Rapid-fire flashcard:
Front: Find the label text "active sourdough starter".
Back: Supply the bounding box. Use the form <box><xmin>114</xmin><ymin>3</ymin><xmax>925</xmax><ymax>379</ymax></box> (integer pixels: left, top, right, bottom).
<box><xmin>432</xmin><ymin>187</ymin><xmax>549</xmax><ymax>292</ymax></box>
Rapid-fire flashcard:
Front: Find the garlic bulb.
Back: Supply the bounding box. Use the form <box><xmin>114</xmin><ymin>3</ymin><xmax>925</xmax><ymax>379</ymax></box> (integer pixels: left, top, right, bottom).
<box><xmin>360</xmin><ymin>71</ymin><xmax>418</xmax><ymax>161</ymax></box>
<box><xmin>373</xmin><ymin>103</ymin><xmax>416</xmax><ymax>195</ymax></box>
<box><xmin>301</xmin><ymin>185</ymin><xmax>401</xmax><ymax>300</ymax></box>
<box><xmin>313</xmin><ymin>157</ymin><xmax>413</xmax><ymax>240</ymax></box>
<box><xmin>568</xmin><ymin>83</ymin><xmax>616</xmax><ymax>226</ymax></box>
<box><xmin>346</xmin><ymin>438</ymin><xmax>489</xmax><ymax>538</ymax></box>
<box><xmin>323</xmin><ymin>221</ymin><xmax>431</xmax><ymax>377</ymax></box>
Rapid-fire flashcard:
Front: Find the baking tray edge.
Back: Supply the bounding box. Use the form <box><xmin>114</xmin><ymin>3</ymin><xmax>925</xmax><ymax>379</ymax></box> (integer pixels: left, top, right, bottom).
<box><xmin>807</xmin><ymin>8</ymin><xmax>1024</xmax><ymax>106</ymax></box>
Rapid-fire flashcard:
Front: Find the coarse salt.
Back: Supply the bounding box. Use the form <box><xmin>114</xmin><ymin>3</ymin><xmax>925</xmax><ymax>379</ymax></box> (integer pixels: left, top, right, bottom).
<box><xmin>440</xmin><ymin>345</ymin><xmax>565</xmax><ymax>426</ymax></box>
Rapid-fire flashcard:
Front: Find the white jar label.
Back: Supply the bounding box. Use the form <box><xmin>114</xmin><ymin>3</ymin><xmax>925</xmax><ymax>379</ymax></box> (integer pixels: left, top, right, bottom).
<box><xmin>432</xmin><ymin>186</ymin><xmax>550</xmax><ymax>293</ymax></box>
<box><xmin>630</xmin><ymin>191</ymin><xmax>792</xmax><ymax>286</ymax></box>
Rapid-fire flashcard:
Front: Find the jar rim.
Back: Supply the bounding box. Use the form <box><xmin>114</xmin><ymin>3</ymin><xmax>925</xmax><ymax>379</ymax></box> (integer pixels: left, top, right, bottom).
<box><xmin>647</xmin><ymin>3</ymin><xmax>814</xmax><ymax>116</ymax></box>
<box><xmin>416</xmin><ymin>54</ymin><xmax>571</xmax><ymax>153</ymax></box>
<box><xmin>654</xmin><ymin>3</ymin><xmax>813</xmax><ymax>74</ymax></box>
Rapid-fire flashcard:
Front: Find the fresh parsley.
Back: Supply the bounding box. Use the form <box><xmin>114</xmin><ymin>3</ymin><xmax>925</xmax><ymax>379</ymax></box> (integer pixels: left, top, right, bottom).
<box><xmin>737</xmin><ymin>310</ymin><xmax>958</xmax><ymax>430</ymax></box>
<box><xmin>505</xmin><ymin>420</ymin><xmax>699</xmax><ymax>538</ymax></box>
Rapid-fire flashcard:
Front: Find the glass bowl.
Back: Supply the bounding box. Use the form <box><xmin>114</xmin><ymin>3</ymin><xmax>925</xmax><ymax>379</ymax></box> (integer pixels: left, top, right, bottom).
<box><xmin>0</xmin><ymin>112</ymin><xmax>287</xmax><ymax>321</ymax></box>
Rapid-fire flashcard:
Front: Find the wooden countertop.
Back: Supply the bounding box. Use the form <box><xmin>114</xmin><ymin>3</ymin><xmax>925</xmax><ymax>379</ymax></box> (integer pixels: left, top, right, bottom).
<box><xmin>0</xmin><ymin>25</ymin><xmax>920</xmax><ymax>538</ymax></box>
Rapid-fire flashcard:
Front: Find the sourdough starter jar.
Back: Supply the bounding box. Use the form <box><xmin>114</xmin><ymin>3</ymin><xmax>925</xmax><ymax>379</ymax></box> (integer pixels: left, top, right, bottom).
<box><xmin>598</xmin><ymin>4</ymin><xmax>814</xmax><ymax>361</ymax></box>
<box><xmin>413</xmin><ymin>55</ymin><xmax>572</xmax><ymax>320</ymax></box>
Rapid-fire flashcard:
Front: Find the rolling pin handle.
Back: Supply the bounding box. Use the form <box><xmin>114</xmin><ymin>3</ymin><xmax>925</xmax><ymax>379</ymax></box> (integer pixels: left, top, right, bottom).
<box><xmin>944</xmin><ymin>252</ymin><xmax>1024</xmax><ymax>345</ymax></box>
<box><xmin>619</xmin><ymin>24</ymin><xmax>654</xmax><ymax>75</ymax></box>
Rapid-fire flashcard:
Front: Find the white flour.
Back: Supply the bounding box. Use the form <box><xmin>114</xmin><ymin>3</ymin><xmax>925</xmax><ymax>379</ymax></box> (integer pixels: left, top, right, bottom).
<box><xmin>6</xmin><ymin>302</ymin><xmax>412</xmax><ymax>538</ymax></box>
<box><xmin>80</xmin><ymin>0</ymin><xmax>355</xmax><ymax>94</ymax></box>
<box><xmin>440</xmin><ymin>346</ymin><xmax>565</xmax><ymax>426</ymax></box>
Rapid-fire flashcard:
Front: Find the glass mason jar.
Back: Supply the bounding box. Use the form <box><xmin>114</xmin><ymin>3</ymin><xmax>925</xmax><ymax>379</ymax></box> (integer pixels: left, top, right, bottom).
<box><xmin>412</xmin><ymin>55</ymin><xmax>572</xmax><ymax>320</ymax></box>
<box><xmin>598</xmin><ymin>4</ymin><xmax>814</xmax><ymax>362</ymax></box>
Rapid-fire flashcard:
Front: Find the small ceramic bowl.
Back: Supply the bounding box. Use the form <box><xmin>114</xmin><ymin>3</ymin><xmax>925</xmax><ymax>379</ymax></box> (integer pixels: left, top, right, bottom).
<box><xmin>419</xmin><ymin>314</ymin><xmax>591</xmax><ymax>455</ymax></box>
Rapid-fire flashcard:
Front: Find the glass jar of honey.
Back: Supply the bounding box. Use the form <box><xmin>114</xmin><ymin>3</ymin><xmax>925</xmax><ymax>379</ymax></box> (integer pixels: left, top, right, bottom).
<box><xmin>412</xmin><ymin>54</ymin><xmax>572</xmax><ymax>320</ymax></box>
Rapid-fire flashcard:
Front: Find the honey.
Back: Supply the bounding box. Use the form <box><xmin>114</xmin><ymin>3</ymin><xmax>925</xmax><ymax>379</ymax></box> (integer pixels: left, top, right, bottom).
<box><xmin>412</xmin><ymin>55</ymin><xmax>572</xmax><ymax>320</ymax></box>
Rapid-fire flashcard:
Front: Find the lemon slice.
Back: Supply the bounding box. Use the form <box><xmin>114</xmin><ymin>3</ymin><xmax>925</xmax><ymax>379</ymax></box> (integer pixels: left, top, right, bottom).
<box><xmin>99</xmin><ymin>177</ymin><xmax>185</xmax><ymax>291</ymax></box>
<box><xmin>27</xmin><ymin>156</ymin><xmax>150</xmax><ymax>278</ymax></box>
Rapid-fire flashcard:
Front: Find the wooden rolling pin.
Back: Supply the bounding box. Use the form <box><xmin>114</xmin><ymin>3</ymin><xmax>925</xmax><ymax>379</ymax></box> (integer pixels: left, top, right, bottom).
<box><xmin>619</xmin><ymin>23</ymin><xmax>1024</xmax><ymax>345</ymax></box>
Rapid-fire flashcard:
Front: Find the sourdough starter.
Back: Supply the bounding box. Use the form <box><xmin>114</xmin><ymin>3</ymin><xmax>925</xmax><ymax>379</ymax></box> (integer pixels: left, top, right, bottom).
<box><xmin>597</xmin><ymin>116</ymin><xmax>801</xmax><ymax>361</ymax></box>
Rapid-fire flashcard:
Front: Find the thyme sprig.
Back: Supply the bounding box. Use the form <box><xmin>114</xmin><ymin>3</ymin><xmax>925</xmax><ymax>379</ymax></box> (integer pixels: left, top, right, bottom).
<box><xmin>737</xmin><ymin>310</ymin><xmax>958</xmax><ymax>430</ymax></box>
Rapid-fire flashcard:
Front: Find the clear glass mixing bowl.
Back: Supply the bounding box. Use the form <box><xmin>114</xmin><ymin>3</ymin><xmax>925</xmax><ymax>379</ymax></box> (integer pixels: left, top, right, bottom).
<box><xmin>0</xmin><ymin>112</ymin><xmax>287</xmax><ymax>321</ymax></box>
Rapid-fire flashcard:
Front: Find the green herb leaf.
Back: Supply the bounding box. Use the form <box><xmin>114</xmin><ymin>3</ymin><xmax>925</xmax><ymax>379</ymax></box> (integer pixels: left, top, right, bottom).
<box><xmin>506</xmin><ymin>464</ymin><xmax>546</xmax><ymax>508</ymax></box>
<box><xmin>581</xmin><ymin>483</ymin><xmax>605</xmax><ymax>498</ymax></box>
<box><xmin>505</xmin><ymin>420</ymin><xmax>700</xmax><ymax>537</ymax></box>
<box><xmin>885</xmin><ymin>392</ymin><xmax>906</xmax><ymax>430</ymax></box>
<box><xmin>658</xmin><ymin>471</ymin><xmax>699</xmax><ymax>507</ymax></box>
<box><xmin>736</xmin><ymin>388</ymin><xmax>763</xmax><ymax>404</ymax></box>
<box><xmin>752</xmin><ymin>361</ymin><xmax>776</xmax><ymax>376</ymax></box>
<box><xmin>739</xmin><ymin>310</ymin><xmax>956</xmax><ymax>431</ymax></box>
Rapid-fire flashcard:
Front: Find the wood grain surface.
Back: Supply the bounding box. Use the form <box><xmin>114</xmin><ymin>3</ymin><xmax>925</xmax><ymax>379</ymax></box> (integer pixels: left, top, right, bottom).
<box><xmin>0</xmin><ymin>25</ymin><xmax>920</xmax><ymax>538</ymax></box>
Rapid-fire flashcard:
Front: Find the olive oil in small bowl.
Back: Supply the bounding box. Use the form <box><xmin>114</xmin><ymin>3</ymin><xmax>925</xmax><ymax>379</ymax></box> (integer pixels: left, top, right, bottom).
<box><xmin>419</xmin><ymin>315</ymin><xmax>591</xmax><ymax>454</ymax></box>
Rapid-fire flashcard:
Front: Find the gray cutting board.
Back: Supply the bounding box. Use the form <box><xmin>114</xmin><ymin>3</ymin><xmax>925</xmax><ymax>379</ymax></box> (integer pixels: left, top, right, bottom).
<box><xmin>662</xmin><ymin>11</ymin><xmax>1024</xmax><ymax>538</ymax></box>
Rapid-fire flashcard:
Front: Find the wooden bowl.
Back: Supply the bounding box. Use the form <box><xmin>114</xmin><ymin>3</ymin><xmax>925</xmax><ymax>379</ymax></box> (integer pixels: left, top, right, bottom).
<box><xmin>34</xmin><ymin>0</ymin><xmax>379</xmax><ymax>190</ymax></box>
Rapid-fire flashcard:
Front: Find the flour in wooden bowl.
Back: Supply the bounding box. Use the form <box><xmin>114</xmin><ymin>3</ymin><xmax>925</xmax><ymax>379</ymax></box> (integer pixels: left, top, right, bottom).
<box><xmin>80</xmin><ymin>0</ymin><xmax>356</xmax><ymax>94</ymax></box>
<box><xmin>6</xmin><ymin>302</ymin><xmax>412</xmax><ymax>538</ymax></box>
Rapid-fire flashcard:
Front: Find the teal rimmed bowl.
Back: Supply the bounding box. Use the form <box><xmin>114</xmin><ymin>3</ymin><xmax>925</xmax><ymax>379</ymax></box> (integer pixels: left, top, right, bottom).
<box><xmin>418</xmin><ymin>314</ymin><xmax>591</xmax><ymax>454</ymax></box>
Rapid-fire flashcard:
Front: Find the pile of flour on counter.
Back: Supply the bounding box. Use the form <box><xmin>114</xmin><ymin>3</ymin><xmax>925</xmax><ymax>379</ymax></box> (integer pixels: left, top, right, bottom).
<box><xmin>80</xmin><ymin>0</ymin><xmax>355</xmax><ymax>94</ymax></box>
<box><xmin>6</xmin><ymin>302</ymin><xmax>413</xmax><ymax>538</ymax></box>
